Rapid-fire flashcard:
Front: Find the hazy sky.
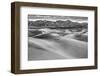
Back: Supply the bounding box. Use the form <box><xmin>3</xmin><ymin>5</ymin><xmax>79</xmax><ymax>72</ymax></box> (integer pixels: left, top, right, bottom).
<box><xmin>28</xmin><ymin>14</ymin><xmax>88</xmax><ymax>22</ymax></box>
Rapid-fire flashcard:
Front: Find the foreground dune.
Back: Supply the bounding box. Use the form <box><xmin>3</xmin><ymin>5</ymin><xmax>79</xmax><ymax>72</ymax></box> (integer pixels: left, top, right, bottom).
<box><xmin>28</xmin><ymin>36</ymin><xmax>88</xmax><ymax>60</ymax></box>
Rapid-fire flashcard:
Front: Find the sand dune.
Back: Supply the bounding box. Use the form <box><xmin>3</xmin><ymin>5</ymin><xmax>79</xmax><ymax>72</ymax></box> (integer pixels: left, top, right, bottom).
<box><xmin>28</xmin><ymin>36</ymin><xmax>88</xmax><ymax>60</ymax></box>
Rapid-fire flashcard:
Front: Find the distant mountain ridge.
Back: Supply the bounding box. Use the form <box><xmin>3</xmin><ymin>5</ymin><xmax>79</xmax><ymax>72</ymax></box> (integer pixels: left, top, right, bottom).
<box><xmin>28</xmin><ymin>20</ymin><xmax>88</xmax><ymax>29</ymax></box>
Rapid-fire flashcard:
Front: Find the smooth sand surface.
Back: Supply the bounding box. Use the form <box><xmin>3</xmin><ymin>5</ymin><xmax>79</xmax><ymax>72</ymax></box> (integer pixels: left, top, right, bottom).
<box><xmin>28</xmin><ymin>36</ymin><xmax>88</xmax><ymax>60</ymax></box>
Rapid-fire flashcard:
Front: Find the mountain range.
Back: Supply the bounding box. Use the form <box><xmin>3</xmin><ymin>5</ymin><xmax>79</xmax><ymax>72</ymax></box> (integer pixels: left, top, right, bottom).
<box><xmin>28</xmin><ymin>20</ymin><xmax>88</xmax><ymax>29</ymax></box>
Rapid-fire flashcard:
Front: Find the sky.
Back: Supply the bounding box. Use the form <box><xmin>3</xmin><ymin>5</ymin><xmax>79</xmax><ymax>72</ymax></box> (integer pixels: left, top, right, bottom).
<box><xmin>28</xmin><ymin>14</ymin><xmax>88</xmax><ymax>22</ymax></box>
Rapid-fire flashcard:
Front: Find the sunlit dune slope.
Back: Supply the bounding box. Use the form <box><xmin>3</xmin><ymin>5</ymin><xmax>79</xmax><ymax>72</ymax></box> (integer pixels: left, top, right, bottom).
<box><xmin>28</xmin><ymin>36</ymin><xmax>88</xmax><ymax>60</ymax></box>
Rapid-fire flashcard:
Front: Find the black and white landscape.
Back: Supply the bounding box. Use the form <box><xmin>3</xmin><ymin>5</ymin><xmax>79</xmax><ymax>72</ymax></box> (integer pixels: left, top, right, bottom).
<box><xmin>28</xmin><ymin>15</ymin><xmax>88</xmax><ymax>61</ymax></box>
